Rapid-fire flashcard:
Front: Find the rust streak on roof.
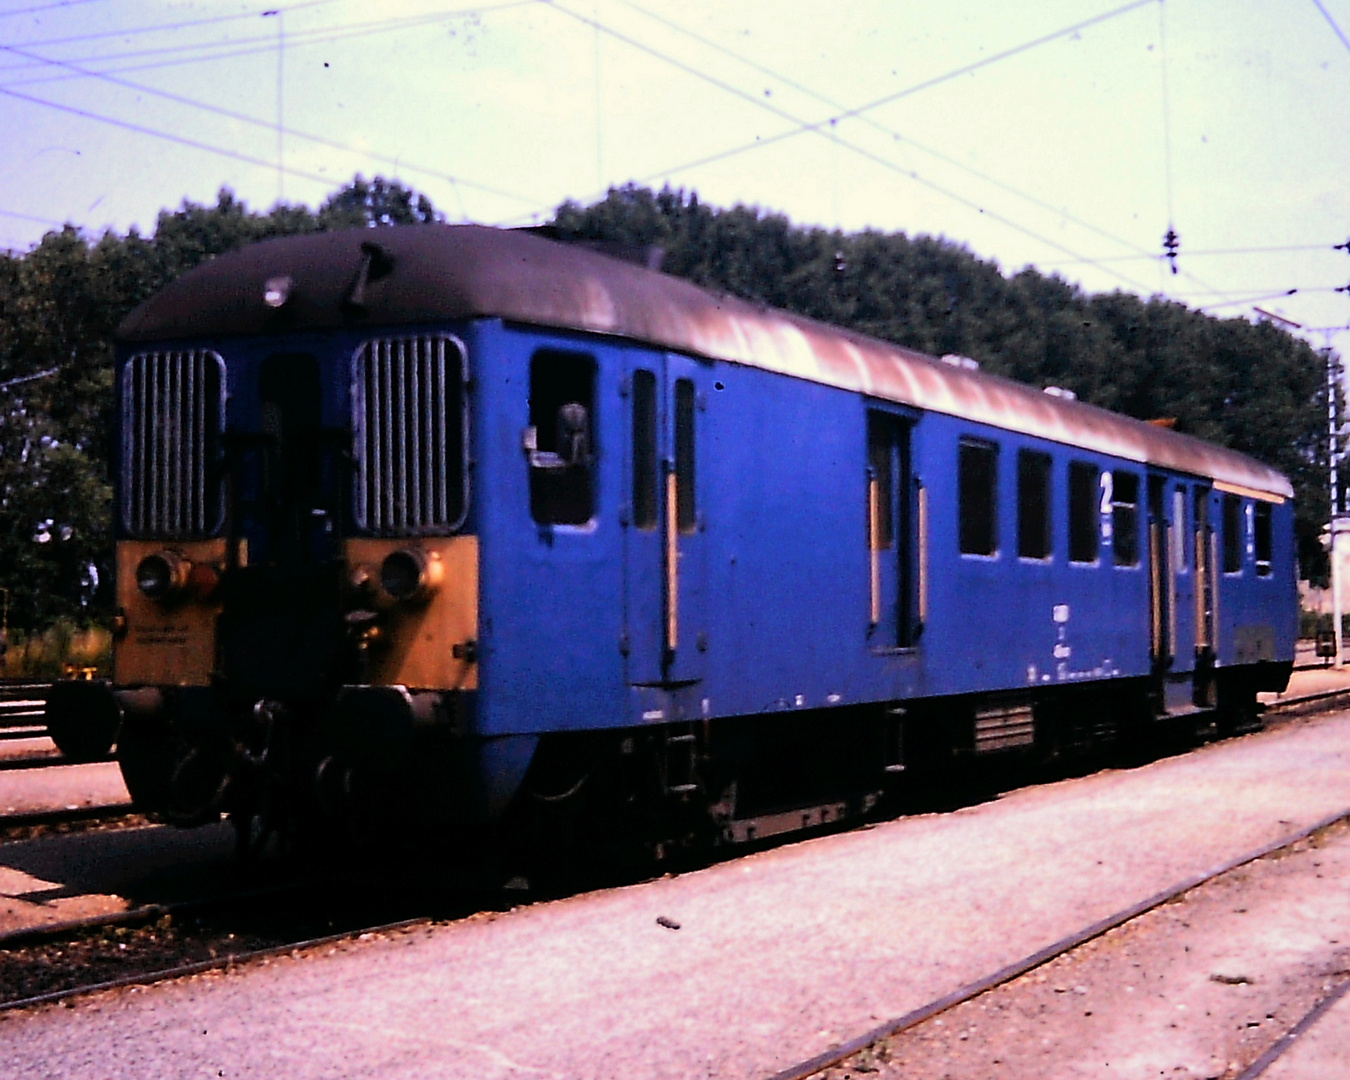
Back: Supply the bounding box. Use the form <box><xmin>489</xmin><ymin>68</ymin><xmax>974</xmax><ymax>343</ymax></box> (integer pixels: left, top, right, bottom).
<box><xmin>116</xmin><ymin>224</ymin><xmax>1292</xmax><ymax>500</ymax></box>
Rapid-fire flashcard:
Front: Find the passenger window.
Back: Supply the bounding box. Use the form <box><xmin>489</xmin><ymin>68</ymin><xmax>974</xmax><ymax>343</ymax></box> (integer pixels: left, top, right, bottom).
<box><xmin>1254</xmin><ymin>502</ymin><xmax>1272</xmax><ymax>576</ymax></box>
<box><xmin>1068</xmin><ymin>461</ymin><xmax>1098</xmax><ymax>563</ymax></box>
<box><xmin>868</xmin><ymin>415</ymin><xmax>895</xmax><ymax>550</ymax></box>
<box><xmin>527</xmin><ymin>350</ymin><xmax>595</xmax><ymax>526</ymax></box>
<box><xmin>1194</xmin><ymin>488</ymin><xmax>1209</xmax><ymax>571</ymax></box>
<box><xmin>1222</xmin><ymin>494</ymin><xmax>1243</xmax><ymax>573</ymax></box>
<box><xmin>1017</xmin><ymin>450</ymin><xmax>1052</xmax><ymax>560</ymax></box>
<box><xmin>674</xmin><ymin>378</ymin><xmax>696</xmax><ymax>533</ymax></box>
<box><xmin>1172</xmin><ymin>488</ymin><xmax>1187</xmax><ymax>574</ymax></box>
<box><xmin>1112</xmin><ymin>471</ymin><xmax>1140</xmax><ymax>567</ymax></box>
<box><xmin>958</xmin><ymin>439</ymin><xmax>998</xmax><ymax>556</ymax></box>
<box><xmin>631</xmin><ymin>370</ymin><xmax>657</xmax><ymax>530</ymax></box>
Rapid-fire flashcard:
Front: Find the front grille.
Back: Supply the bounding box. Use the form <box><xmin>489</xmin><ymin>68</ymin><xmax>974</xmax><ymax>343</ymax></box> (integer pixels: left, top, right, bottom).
<box><xmin>122</xmin><ymin>350</ymin><xmax>224</xmax><ymax>538</ymax></box>
<box><xmin>353</xmin><ymin>334</ymin><xmax>467</xmax><ymax>534</ymax></box>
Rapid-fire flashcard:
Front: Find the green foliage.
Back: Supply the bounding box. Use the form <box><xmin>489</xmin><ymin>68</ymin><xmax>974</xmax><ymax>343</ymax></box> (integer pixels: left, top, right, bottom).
<box><xmin>0</xmin><ymin>176</ymin><xmax>439</xmax><ymax>630</ymax></box>
<box><xmin>553</xmin><ymin>185</ymin><xmax>1332</xmax><ymax>582</ymax></box>
<box><xmin>318</xmin><ymin>174</ymin><xmax>442</xmax><ymax>229</ymax></box>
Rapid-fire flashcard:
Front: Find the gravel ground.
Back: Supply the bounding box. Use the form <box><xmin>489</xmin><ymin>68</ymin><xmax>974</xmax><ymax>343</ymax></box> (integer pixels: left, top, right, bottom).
<box><xmin>0</xmin><ymin>759</ymin><xmax>129</xmax><ymax>816</ymax></box>
<box><xmin>0</xmin><ymin>736</ymin><xmax>63</xmax><ymax>770</ymax></box>
<box><xmin>4</xmin><ymin>710</ymin><xmax>1350</xmax><ymax>1079</ymax></box>
<box><xmin>0</xmin><ymin>822</ymin><xmax>237</xmax><ymax>934</ymax></box>
<box><xmin>822</xmin><ymin>819</ymin><xmax>1350</xmax><ymax>1080</ymax></box>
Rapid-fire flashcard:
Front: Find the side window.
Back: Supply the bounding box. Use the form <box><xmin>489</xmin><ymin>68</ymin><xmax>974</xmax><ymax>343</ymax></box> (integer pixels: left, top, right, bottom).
<box><xmin>631</xmin><ymin>370</ymin><xmax>657</xmax><ymax>530</ymax></box>
<box><xmin>1254</xmin><ymin>502</ymin><xmax>1272</xmax><ymax>576</ymax></box>
<box><xmin>1112</xmin><ymin>471</ymin><xmax>1140</xmax><ymax>567</ymax></box>
<box><xmin>527</xmin><ymin>350</ymin><xmax>595</xmax><ymax>526</ymax></box>
<box><xmin>1222</xmin><ymin>494</ymin><xmax>1243</xmax><ymax>573</ymax></box>
<box><xmin>1194</xmin><ymin>488</ymin><xmax>1209</xmax><ymax>571</ymax></box>
<box><xmin>1017</xmin><ymin>450</ymin><xmax>1052</xmax><ymax>560</ymax></box>
<box><xmin>1172</xmin><ymin>487</ymin><xmax>1187</xmax><ymax>574</ymax></box>
<box><xmin>674</xmin><ymin>378</ymin><xmax>696</xmax><ymax>533</ymax></box>
<box><xmin>868</xmin><ymin>415</ymin><xmax>895</xmax><ymax>550</ymax></box>
<box><xmin>958</xmin><ymin>439</ymin><xmax>998</xmax><ymax>556</ymax></box>
<box><xmin>1068</xmin><ymin>461</ymin><xmax>1098</xmax><ymax>564</ymax></box>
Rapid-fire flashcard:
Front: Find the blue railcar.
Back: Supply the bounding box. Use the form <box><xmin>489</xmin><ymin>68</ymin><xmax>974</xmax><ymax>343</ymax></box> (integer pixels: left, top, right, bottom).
<box><xmin>102</xmin><ymin>225</ymin><xmax>1296</xmax><ymax>851</ymax></box>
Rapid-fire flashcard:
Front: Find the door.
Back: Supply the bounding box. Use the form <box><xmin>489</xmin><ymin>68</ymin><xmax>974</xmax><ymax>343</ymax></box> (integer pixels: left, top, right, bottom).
<box><xmin>1194</xmin><ymin>486</ymin><xmax>1215</xmax><ymax>654</ymax></box>
<box><xmin>623</xmin><ymin>353</ymin><xmax>709</xmax><ymax>687</ymax></box>
<box><xmin>221</xmin><ymin>351</ymin><xmax>347</xmax><ymax>698</ymax></box>
<box><xmin>867</xmin><ymin>411</ymin><xmax>921</xmax><ymax>649</ymax></box>
<box><xmin>1147</xmin><ymin>474</ymin><xmax>1174</xmax><ymax>671</ymax></box>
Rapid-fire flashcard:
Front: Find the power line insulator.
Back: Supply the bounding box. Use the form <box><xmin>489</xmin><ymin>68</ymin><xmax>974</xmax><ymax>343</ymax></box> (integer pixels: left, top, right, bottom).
<box><xmin>1162</xmin><ymin>228</ymin><xmax>1180</xmax><ymax>275</ymax></box>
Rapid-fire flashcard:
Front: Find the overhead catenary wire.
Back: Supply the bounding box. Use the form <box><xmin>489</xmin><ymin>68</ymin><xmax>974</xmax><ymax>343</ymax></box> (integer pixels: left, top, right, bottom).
<box><xmin>604</xmin><ymin>0</ymin><xmax>1233</xmax><ymax>303</ymax></box>
<box><xmin>1158</xmin><ymin>0</ymin><xmax>1179</xmax><ymax>277</ymax></box>
<box><xmin>0</xmin><ymin>83</ymin><xmax>356</xmax><ymax>193</ymax></box>
<box><xmin>613</xmin><ymin>0</ymin><xmax>1159</xmax><ymax>264</ymax></box>
<box><xmin>0</xmin><ymin>2</ymin><xmax>525</xmax><ymax>82</ymax></box>
<box><xmin>0</xmin><ymin>0</ymin><xmax>343</xmax><ymax>56</ymax></box>
<box><xmin>528</xmin><ymin>0</ymin><xmax>1162</xmax><ymax>294</ymax></box>
<box><xmin>1055</xmin><ymin>243</ymin><xmax>1348</xmax><ymax>265</ymax></box>
<box><xmin>0</xmin><ymin>207</ymin><xmax>66</xmax><ymax>229</ymax></box>
<box><xmin>535</xmin><ymin>0</ymin><xmax>1155</xmax><ymax>208</ymax></box>
<box><xmin>0</xmin><ymin>26</ymin><xmax>544</xmax><ymax>210</ymax></box>
<box><xmin>0</xmin><ymin>0</ymin><xmax>111</xmax><ymax>19</ymax></box>
<box><xmin>1312</xmin><ymin>0</ymin><xmax>1350</xmax><ymax>54</ymax></box>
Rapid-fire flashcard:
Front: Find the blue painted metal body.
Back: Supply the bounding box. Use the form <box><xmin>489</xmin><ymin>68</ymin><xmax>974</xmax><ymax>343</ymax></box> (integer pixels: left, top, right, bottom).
<box><xmin>464</xmin><ymin>320</ymin><xmax>1298</xmax><ymax>739</ymax></box>
<box><xmin>119</xmin><ymin>317</ymin><xmax>1298</xmax><ymax>743</ymax></box>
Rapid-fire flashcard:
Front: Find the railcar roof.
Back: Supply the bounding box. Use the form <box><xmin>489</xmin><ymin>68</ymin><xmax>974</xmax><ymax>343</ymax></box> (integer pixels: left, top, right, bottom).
<box><xmin>117</xmin><ymin>224</ymin><xmax>1292</xmax><ymax>500</ymax></box>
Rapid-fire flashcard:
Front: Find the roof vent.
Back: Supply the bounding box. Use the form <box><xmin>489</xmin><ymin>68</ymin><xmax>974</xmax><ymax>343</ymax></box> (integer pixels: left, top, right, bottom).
<box><xmin>1044</xmin><ymin>386</ymin><xmax>1077</xmax><ymax>401</ymax></box>
<box><xmin>940</xmin><ymin>354</ymin><xmax>979</xmax><ymax>371</ymax></box>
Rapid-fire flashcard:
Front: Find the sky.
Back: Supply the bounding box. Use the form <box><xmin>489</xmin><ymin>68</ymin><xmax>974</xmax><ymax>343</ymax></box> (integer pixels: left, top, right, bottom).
<box><xmin>0</xmin><ymin>0</ymin><xmax>1348</xmax><ymax>362</ymax></box>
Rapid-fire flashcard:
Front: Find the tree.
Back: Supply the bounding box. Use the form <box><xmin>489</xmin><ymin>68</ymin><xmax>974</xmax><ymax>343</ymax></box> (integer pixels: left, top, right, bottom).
<box><xmin>0</xmin><ymin>177</ymin><xmax>440</xmax><ymax>630</ymax></box>
<box><xmin>319</xmin><ymin>175</ymin><xmax>441</xmax><ymax>229</ymax></box>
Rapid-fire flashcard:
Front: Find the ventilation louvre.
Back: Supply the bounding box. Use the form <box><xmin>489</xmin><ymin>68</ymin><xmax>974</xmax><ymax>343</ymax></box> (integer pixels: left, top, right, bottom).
<box><xmin>353</xmin><ymin>334</ymin><xmax>467</xmax><ymax>535</ymax></box>
<box><xmin>122</xmin><ymin>350</ymin><xmax>224</xmax><ymax>538</ymax></box>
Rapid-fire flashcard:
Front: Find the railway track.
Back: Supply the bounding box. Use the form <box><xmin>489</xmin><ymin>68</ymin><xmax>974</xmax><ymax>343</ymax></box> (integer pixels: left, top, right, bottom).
<box><xmin>774</xmin><ymin>806</ymin><xmax>1350</xmax><ymax>1080</ymax></box>
<box><xmin>1235</xmin><ymin>976</ymin><xmax>1350</xmax><ymax>1079</ymax></box>
<box><xmin>0</xmin><ymin>879</ymin><xmax>434</xmax><ymax>1016</ymax></box>
<box><xmin>0</xmin><ymin>858</ymin><xmax>502</xmax><ymax>1015</ymax></box>
<box><xmin>4</xmin><ymin>685</ymin><xmax>1350</xmax><ymax>1050</ymax></box>
<box><xmin>0</xmin><ymin>802</ymin><xmax>137</xmax><ymax>835</ymax></box>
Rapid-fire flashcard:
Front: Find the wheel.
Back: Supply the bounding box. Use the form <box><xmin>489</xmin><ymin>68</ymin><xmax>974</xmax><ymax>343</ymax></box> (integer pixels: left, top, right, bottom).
<box><xmin>45</xmin><ymin>679</ymin><xmax>120</xmax><ymax>762</ymax></box>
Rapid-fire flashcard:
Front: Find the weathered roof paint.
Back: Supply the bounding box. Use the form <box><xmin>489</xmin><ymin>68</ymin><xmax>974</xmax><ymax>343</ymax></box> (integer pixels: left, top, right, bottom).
<box><xmin>117</xmin><ymin>224</ymin><xmax>1292</xmax><ymax>500</ymax></box>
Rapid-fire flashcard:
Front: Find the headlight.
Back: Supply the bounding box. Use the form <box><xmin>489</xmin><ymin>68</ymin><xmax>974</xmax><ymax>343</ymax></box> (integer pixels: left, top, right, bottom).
<box><xmin>380</xmin><ymin>548</ymin><xmax>441</xmax><ymax>603</ymax></box>
<box><xmin>135</xmin><ymin>550</ymin><xmax>190</xmax><ymax>602</ymax></box>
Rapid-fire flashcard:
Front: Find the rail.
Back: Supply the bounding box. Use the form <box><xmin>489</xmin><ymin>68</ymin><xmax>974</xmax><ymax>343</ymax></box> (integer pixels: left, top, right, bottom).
<box><xmin>769</xmin><ymin>804</ymin><xmax>1350</xmax><ymax>1080</ymax></box>
<box><xmin>0</xmin><ymin>681</ymin><xmax>48</xmax><ymax>737</ymax></box>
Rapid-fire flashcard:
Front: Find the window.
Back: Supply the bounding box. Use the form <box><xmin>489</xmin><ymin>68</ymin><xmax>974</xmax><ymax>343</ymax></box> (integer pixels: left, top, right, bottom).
<box><xmin>958</xmin><ymin>440</ymin><xmax>998</xmax><ymax>556</ymax></box>
<box><xmin>1112</xmin><ymin>471</ymin><xmax>1140</xmax><ymax>567</ymax></box>
<box><xmin>1254</xmin><ymin>502</ymin><xmax>1272</xmax><ymax>576</ymax></box>
<box><xmin>1194</xmin><ymin>488</ymin><xmax>1209</xmax><ymax>572</ymax></box>
<box><xmin>1222</xmin><ymin>494</ymin><xmax>1243</xmax><ymax>573</ymax></box>
<box><xmin>1172</xmin><ymin>488</ymin><xmax>1187</xmax><ymax>574</ymax></box>
<box><xmin>1017</xmin><ymin>450</ymin><xmax>1052</xmax><ymax>560</ymax></box>
<box><xmin>527</xmin><ymin>350</ymin><xmax>595</xmax><ymax>526</ymax></box>
<box><xmin>1068</xmin><ymin>461</ymin><xmax>1098</xmax><ymax>564</ymax></box>
<box><xmin>674</xmin><ymin>378</ymin><xmax>696</xmax><ymax>533</ymax></box>
<box><xmin>868</xmin><ymin>415</ymin><xmax>895</xmax><ymax>550</ymax></box>
<box><xmin>631</xmin><ymin>370</ymin><xmax>657</xmax><ymax>530</ymax></box>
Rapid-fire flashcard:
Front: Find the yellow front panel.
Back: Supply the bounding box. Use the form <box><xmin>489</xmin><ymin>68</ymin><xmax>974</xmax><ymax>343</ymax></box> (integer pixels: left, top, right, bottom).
<box><xmin>346</xmin><ymin>535</ymin><xmax>479</xmax><ymax>691</ymax></box>
<box><xmin>114</xmin><ymin>539</ymin><xmax>226</xmax><ymax>687</ymax></box>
